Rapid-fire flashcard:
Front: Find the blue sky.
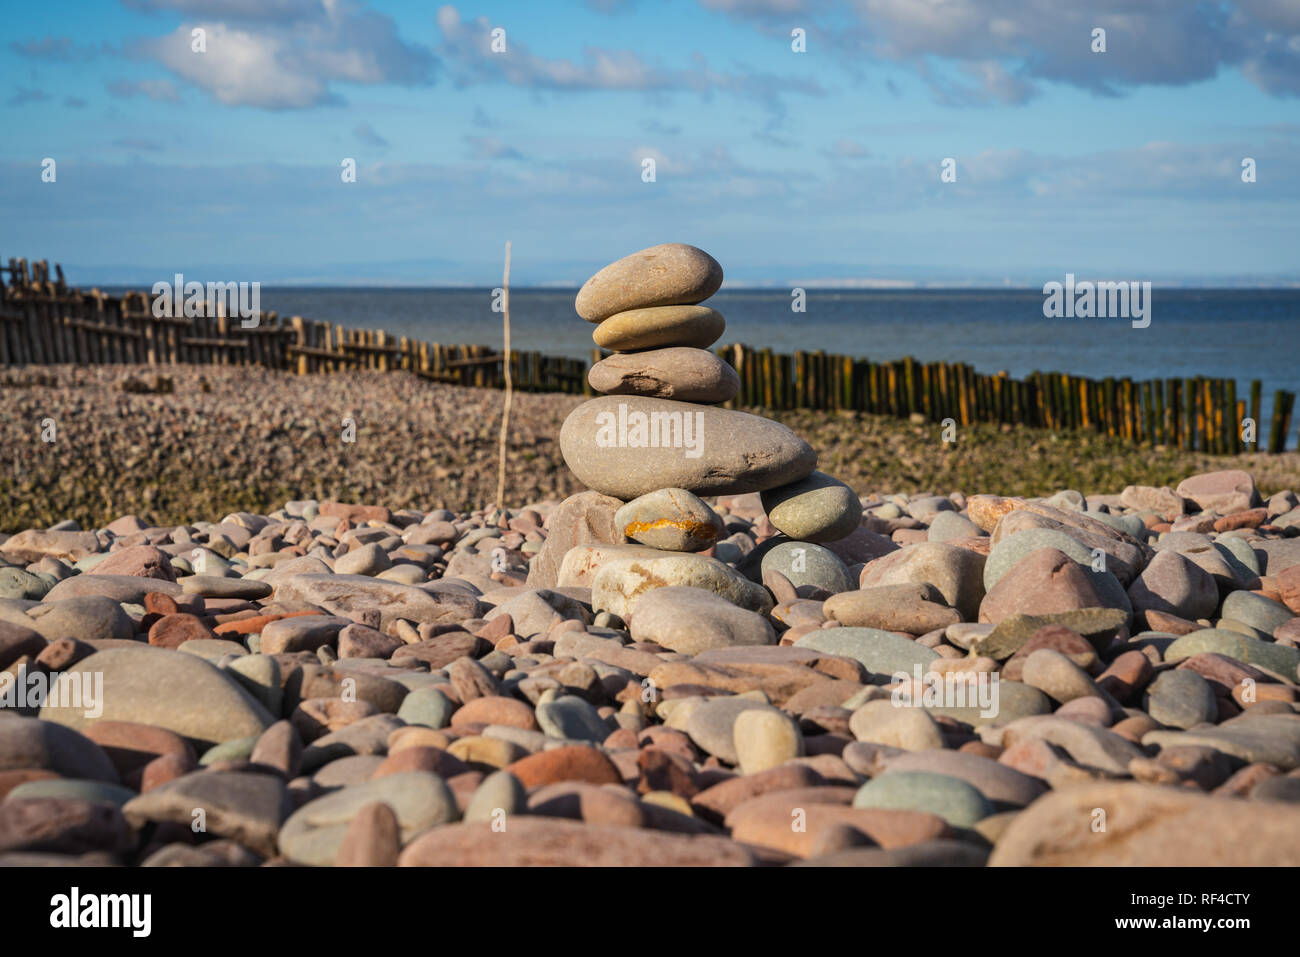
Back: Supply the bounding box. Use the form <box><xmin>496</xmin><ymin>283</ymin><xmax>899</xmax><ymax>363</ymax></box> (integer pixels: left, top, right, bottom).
<box><xmin>3</xmin><ymin>0</ymin><xmax>1299</xmax><ymax>286</ymax></box>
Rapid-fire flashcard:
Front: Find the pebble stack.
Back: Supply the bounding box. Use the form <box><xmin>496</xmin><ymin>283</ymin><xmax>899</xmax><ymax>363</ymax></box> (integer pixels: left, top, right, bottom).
<box><xmin>554</xmin><ymin>242</ymin><xmax>865</xmax><ymax>622</ymax></box>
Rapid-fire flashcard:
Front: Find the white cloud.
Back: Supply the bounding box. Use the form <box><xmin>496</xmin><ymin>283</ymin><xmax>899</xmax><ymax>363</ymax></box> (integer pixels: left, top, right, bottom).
<box><xmin>712</xmin><ymin>0</ymin><xmax>1300</xmax><ymax>103</ymax></box>
<box><xmin>435</xmin><ymin>3</ymin><xmax>821</xmax><ymax>117</ymax></box>
<box><xmin>146</xmin><ymin>23</ymin><xmax>329</xmax><ymax>108</ymax></box>
<box><xmin>137</xmin><ymin>2</ymin><xmax>435</xmax><ymax>109</ymax></box>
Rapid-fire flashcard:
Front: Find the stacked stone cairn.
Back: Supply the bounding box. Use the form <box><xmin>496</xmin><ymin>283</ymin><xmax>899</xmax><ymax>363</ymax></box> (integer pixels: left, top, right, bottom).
<box><xmin>545</xmin><ymin>242</ymin><xmax>865</xmax><ymax>632</ymax></box>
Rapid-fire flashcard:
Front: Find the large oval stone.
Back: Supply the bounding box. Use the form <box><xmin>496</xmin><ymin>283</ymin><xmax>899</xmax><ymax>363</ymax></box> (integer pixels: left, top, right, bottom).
<box><xmin>852</xmin><ymin>771</ymin><xmax>994</xmax><ymax>827</ymax></box>
<box><xmin>614</xmin><ymin>488</ymin><xmax>724</xmax><ymax>552</ymax></box>
<box><xmin>760</xmin><ymin>470</ymin><xmax>862</xmax><ymax>543</ymax></box>
<box><xmin>560</xmin><ymin>396</ymin><xmax>816</xmax><ymax>499</ymax></box>
<box><xmin>588</xmin><ymin>347</ymin><xmax>739</xmax><ymax>402</ymax></box>
<box><xmin>24</xmin><ymin>597</ymin><xmax>135</xmax><ymax>642</ymax></box>
<box><xmin>591</xmin><ymin>552</ymin><xmax>773</xmax><ymax>618</ymax></box>
<box><xmin>39</xmin><ymin>646</ymin><xmax>274</xmax><ymax>749</ymax></box>
<box><xmin>760</xmin><ymin>541</ymin><xmax>854</xmax><ymax>594</ymax></box>
<box><xmin>575</xmin><ymin>243</ymin><xmax>723</xmax><ymax>322</ymax></box>
<box><xmin>593</xmin><ymin>306</ymin><xmax>725</xmax><ymax>352</ymax></box>
<box><xmin>628</xmin><ymin>585</ymin><xmax>775</xmax><ymax>653</ymax></box>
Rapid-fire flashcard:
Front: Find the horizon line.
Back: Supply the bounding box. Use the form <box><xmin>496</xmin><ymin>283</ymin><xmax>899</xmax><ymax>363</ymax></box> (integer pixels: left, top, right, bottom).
<box><xmin>80</xmin><ymin>280</ymin><xmax>1300</xmax><ymax>292</ymax></box>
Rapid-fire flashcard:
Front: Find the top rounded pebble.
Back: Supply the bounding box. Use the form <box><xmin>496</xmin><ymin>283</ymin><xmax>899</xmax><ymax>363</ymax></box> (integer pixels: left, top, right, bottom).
<box><xmin>575</xmin><ymin>243</ymin><xmax>724</xmax><ymax>322</ymax></box>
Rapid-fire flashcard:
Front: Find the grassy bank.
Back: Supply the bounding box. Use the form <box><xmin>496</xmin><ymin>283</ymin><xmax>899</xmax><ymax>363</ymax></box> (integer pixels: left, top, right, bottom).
<box><xmin>3</xmin><ymin>365</ymin><xmax>1298</xmax><ymax>532</ymax></box>
<box><xmin>771</xmin><ymin>407</ymin><xmax>1300</xmax><ymax>501</ymax></box>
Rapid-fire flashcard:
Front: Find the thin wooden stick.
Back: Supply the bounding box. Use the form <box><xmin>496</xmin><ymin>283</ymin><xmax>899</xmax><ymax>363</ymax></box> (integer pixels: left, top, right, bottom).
<box><xmin>495</xmin><ymin>241</ymin><xmax>513</xmax><ymax>512</ymax></box>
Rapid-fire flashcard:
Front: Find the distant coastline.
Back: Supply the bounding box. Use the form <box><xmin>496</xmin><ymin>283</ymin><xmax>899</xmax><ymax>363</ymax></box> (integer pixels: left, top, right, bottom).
<box><xmin>93</xmin><ymin>279</ymin><xmax>1300</xmax><ymax>291</ymax></box>
<box><xmin>88</xmin><ymin>284</ymin><xmax>1300</xmax><ymax>450</ymax></box>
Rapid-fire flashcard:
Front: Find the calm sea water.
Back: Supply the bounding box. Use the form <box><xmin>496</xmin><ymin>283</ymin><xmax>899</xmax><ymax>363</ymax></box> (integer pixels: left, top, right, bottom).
<box><xmin>107</xmin><ymin>286</ymin><xmax>1300</xmax><ymax>443</ymax></box>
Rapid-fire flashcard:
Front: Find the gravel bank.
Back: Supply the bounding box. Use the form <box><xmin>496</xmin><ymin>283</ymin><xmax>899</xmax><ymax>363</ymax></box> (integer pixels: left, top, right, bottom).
<box><xmin>2</xmin><ymin>363</ymin><xmax>1298</xmax><ymax>533</ymax></box>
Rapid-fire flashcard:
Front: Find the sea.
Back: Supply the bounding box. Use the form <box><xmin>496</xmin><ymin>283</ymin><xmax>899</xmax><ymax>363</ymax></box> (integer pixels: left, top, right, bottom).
<box><xmin>107</xmin><ymin>286</ymin><xmax>1300</xmax><ymax>445</ymax></box>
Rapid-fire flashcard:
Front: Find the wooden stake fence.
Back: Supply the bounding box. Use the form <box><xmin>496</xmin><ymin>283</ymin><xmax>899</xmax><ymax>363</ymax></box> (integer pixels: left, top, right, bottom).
<box><xmin>2</xmin><ymin>258</ymin><xmax>1295</xmax><ymax>451</ymax></box>
<box><xmin>0</xmin><ymin>257</ymin><xmax>588</xmax><ymax>395</ymax></box>
<box><xmin>716</xmin><ymin>342</ymin><xmax>1298</xmax><ymax>454</ymax></box>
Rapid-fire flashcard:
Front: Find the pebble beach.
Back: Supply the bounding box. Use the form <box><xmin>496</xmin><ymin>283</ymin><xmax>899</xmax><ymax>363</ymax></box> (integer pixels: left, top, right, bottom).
<box><xmin>4</xmin><ymin>244</ymin><xmax>1300</xmax><ymax>867</ymax></box>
